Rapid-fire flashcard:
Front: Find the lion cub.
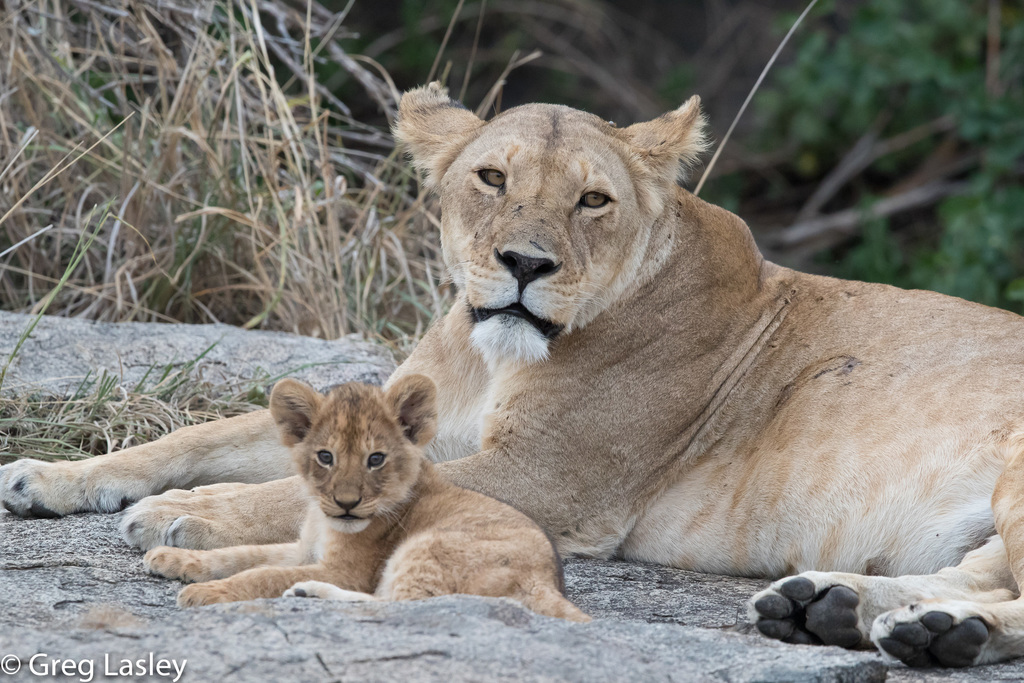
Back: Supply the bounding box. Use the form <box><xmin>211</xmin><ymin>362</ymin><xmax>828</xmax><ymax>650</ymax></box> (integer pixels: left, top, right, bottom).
<box><xmin>143</xmin><ymin>375</ymin><xmax>589</xmax><ymax>622</ymax></box>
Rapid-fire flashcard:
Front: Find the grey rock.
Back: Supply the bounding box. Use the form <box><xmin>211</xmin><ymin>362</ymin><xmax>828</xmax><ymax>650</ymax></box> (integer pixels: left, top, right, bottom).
<box><xmin>0</xmin><ymin>512</ymin><xmax>887</xmax><ymax>683</ymax></box>
<box><xmin>0</xmin><ymin>311</ymin><xmax>395</xmax><ymax>397</ymax></box>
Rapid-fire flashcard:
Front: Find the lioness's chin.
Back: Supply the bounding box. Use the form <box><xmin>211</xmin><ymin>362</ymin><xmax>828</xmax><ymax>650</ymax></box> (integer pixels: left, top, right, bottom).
<box><xmin>470</xmin><ymin>316</ymin><xmax>551</xmax><ymax>366</ymax></box>
<box><xmin>328</xmin><ymin>518</ymin><xmax>371</xmax><ymax>534</ymax></box>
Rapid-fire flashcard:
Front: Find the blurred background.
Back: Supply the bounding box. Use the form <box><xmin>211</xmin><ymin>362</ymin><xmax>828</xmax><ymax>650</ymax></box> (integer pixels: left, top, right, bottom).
<box><xmin>2</xmin><ymin>0</ymin><xmax>1022</xmax><ymax>353</ymax></box>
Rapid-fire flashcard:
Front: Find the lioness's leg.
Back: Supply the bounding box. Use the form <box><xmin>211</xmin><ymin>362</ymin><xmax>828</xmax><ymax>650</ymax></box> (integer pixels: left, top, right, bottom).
<box><xmin>0</xmin><ymin>410</ymin><xmax>288</xmax><ymax>517</ymax></box>
<box><xmin>120</xmin><ymin>476</ymin><xmax>309</xmax><ymax>551</ymax></box>
<box><xmin>872</xmin><ymin>439</ymin><xmax>1024</xmax><ymax>666</ymax></box>
<box><xmin>750</xmin><ymin>537</ymin><xmax>1015</xmax><ymax>648</ymax></box>
<box><xmin>141</xmin><ymin>503</ymin><xmax>321</xmax><ymax>577</ymax></box>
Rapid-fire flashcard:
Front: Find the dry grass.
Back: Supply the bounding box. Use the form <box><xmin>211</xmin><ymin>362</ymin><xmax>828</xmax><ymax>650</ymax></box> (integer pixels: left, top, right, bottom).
<box><xmin>0</xmin><ymin>354</ymin><xmax>270</xmax><ymax>464</ymax></box>
<box><xmin>0</xmin><ymin>0</ymin><xmax>450</xmax><ymax>355</ymax></box>
<box><xmin>0</xmin><ymin>0</ymin><xmax>456</xmax><ymax>463</ymax></box>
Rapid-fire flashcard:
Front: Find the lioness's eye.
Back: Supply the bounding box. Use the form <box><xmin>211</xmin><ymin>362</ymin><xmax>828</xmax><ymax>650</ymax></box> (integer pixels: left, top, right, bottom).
<box><xmin>367</xmin><ymin>452</ymin><xmax>386</xmax><ymax>468</ymax></box>
<box><xmin>316</xmin><ymin>450</ymin><xmax>333</xmax><ymax>466</ymax></box>
<box><xmin>580</xmin><ymin>192</ymin><xmax>610</xmax><ymax>209</ymax></box>
<box><xmin>478</xmin><ymin>169</ymin><xmax>505</xmax><ymax>187</ymax></box>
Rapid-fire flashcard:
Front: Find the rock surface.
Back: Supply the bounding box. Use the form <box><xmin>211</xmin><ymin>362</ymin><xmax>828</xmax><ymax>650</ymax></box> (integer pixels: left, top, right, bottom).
<box><xmin>0</xmin><ymin>311</ymin><xmax>394</xmax><ymax>396</ymax></box>
<box><xmin>1</xmin><ymin>312</ymin><xmax>1023</xmax><ymax>681</ymax></box>
<box><xmin>1</xmin><ymin>512</ymin><xmax>888</xmax><ymax>683</ymax></box>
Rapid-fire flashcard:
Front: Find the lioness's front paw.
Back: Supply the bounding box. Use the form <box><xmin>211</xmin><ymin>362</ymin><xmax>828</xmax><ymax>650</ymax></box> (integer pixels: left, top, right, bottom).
<box><xmin>177</xmin><ymin>582</ymin><xmax>236</xmax><ymax>608</ymax></box>
<box><xmin>121</xmin><ymin>485</ymin><xmax>246</xmax><ymax>552</ymax></box>
<box><xmin>144</xmin><ymin>546</ymin><xmax>209</xmax><ymax>583</ymax></box>
<box><xmin>749</xmin><ymin>572</ymin><xmax>867</xmax><ymax>648</ymax></box>
<box><xmin>872</xmin><ymin>602</ymin><xmax>990</xmax><ymax>667</ymax></box>
<box><xmin>1</xmin><ymin>458</ymin><xmax>142</xmax><ymax>518</ymax></box>
<box><xmin>1</xmin><ymin>459</ymin><xmax>85</xmax><ymax>517</ymax></box>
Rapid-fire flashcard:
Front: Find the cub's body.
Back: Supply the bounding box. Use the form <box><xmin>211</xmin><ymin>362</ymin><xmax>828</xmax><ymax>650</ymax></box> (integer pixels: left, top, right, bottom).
<box><xmin>144</xmin><ymin>378</ymin><xmax>587</xmax><ymax>622</ymax></box>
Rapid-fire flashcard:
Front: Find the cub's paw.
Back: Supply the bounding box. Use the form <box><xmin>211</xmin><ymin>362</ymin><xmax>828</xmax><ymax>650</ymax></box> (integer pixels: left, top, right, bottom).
<box><xmin>872</xmin><ymin>602</ymin><xmax>990</xmax><ymax>667</ymax></box>
<box><xmin>284</xmin><ymin>581</ymin><xmax>372</xmax><ymax>601</ymax></box>
<box><xmin>121</xmin><ymin>486</ymin><xmax>243</xmax><ymax>552</ymax></box>
<box><xmin>177</xmin><ymin>582</ymin><xmax>235</xmax><ymax>608</ymax></box>
<box><xmin>143</xmin><ymin>546</ymin><xmax>208</xmax><ymax>583</ymax></box>
<box><xmin>749</xmin><ymin>573</ymin><xmax>865</xmax><ymax>648</ymax></box>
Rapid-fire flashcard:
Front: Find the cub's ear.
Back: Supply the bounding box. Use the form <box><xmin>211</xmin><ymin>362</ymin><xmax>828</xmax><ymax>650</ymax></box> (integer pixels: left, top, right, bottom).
<box><xmin>622</xmin><ymin>95</ymin><xmax>708</xmax><ymax>182</ymax></box>
<box><xmin>385</xmin><ymin>374</ymin><xmax>438</xmax><ymax>447</ymax></box>
<box><xmin>393</xmin><ymin>82</ymin><xmax>484</xmax><ymax>189</ymax></box>
<box><xmin>269</xmin><ymin>379</ymin><xmax>323</xmax><ymax>446</ymax></box>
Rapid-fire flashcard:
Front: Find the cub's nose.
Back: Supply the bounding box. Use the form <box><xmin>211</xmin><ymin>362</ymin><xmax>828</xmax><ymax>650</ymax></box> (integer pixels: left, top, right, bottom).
<box><xmin>334</xmin><ymin>496</ymin><xmax>362</xmax><ymax>514</ymax></box>
<box><xmin>494</xmin><ymin>248</ymin><xmax>561</xmax><ymax>293</ymax></box>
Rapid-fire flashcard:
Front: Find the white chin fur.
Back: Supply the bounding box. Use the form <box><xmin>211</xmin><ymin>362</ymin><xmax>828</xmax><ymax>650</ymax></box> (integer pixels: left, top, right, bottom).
<box><xmin>328</xmin><ymin>518</ymin><xmax>371</xmax><ymax>534</ymax></box>
<box><xmin>470</xmin><ymin>315</ymin><xmax>550</xmax><ymax>367</ymax></box>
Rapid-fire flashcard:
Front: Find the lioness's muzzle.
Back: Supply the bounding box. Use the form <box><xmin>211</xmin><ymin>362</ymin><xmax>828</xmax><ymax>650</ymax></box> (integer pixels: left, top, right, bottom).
<box><xmin>470</xmin><ymin>303</ymin><xmax>564</xmax><ymax>339</ymax></box>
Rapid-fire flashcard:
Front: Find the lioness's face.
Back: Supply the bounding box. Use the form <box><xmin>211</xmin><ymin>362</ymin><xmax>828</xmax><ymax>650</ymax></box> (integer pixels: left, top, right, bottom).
<box><xmin>269</xmin><ymin>376</ymin><xmax>438</xmax><ymax>534</ymax></box>
<box><xmin>395</xmin><ymin>84</ymin><xmax>706</xmax><ymax>366</ymax></box>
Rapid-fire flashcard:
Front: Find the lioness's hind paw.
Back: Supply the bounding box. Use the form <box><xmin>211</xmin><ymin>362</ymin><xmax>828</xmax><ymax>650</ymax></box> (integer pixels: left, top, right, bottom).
<box><xmin>872</xmin><ymin>604</ymin><xmax>989</xmax><ymax>667</ymax></box>
<box><xmin>750</xmin><ymin>574</ymin><xmax>864</xmax><ymax>648</ymax></box>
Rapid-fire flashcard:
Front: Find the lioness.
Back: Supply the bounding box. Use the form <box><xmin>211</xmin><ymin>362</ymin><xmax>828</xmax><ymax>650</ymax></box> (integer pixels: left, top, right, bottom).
<box><xmin>143</xmin><ymin>376</ymin><xmax>587</xmax><ymax>622</ymax></box>
<box><xmin>2</xmin><ymin>83</ymin><xmax>1024</xmax><ymax>667</ymax></box>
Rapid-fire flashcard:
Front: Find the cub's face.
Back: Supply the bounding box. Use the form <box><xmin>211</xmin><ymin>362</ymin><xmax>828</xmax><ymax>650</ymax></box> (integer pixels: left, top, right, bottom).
<box><xmin>395</xmin><ymin>84</ymin><xmax>706</xmax><ymax>366</ymax></box>
<box><xmin>269</xmin><ymin>376</ymin><xmax>437</xmax><ymax>534</ymax></box>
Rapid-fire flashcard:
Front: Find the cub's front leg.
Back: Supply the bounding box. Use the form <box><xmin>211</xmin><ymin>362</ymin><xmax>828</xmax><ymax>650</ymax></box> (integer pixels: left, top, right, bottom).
<box><xmin>1</xmin><ymin>410</ymin><xmax>289</xmax><ymax>518</ymax></box>
<box><xmin>144</xmin><ymin>542</ymin><xmax>309</xmax><ymax>584</ymax></box>
<box><xmin>177</xmin><ymin>565</ymin><xmax>333</xmax><ymax>607</ymax></box>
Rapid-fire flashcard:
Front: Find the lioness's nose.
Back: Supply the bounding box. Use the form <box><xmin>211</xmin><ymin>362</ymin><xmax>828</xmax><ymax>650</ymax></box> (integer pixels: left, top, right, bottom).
<box><xmin>494</xmin><ymin>248</ymin><xmax>561</xmax><ymax>293</ymax></box>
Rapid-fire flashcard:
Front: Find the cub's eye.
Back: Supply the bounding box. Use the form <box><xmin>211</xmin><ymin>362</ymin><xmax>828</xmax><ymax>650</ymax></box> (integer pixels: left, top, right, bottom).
<box><xmin>316</xmin><ymin>450</ymin><xmax>333</xmax><ymax>466</ymax></box>
<box><xmin>580</xmin><ymin>192</ymin><xmax>610</xmax><ymax>209</ymax></box>
<box><xmin>478</xmin><ymin>169</ymin><xmax>505</xmax><ymax>187</ymax></box>
<box><xmin>367</xmin><ymin>452</ymin><xmax>386</xmax><ymax>469</ymax></box>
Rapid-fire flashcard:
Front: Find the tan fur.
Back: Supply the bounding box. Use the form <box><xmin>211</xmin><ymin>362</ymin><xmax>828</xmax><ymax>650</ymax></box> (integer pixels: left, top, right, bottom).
<box><xmin>143</xmin><ymin>376</ymin><xmax>588</xmax><ymax>622</ymax></box>
<box><xmin>3</xmin><ymin>84</ymin><xmax>1024</xmax><ymax>664</ymax></box>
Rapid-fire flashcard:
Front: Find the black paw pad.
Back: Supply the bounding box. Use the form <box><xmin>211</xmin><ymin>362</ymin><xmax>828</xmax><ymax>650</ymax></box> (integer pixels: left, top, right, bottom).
<box><xmin>28</xmin><ymin>501</ymin><xmax>59</xmax><ymax>518</ymax></box>
<box><xmin>804</xmin><ymin>586</ymin><xmax>861</xmax><ymax>648</ymax></box>
<box><xmin>931</xmin><ymin>617</ymin><xmax>988</xmax><ymax>668</ymax></box>
<box><xmin>880</xmin><ymin>612</ymin><xmax>989</xmax><ymax>668</ymax></box>
<box><xmin>784</xmin><ymin>628</ymin><xmax>822</xmax><ymax>646</ymax></box>
<box><xmin>779</xmin><ymin>577</ymin><xmax>816</xmax><ymax>602</ymax></box>
<box><xmin>878</xmin><ymin>620</ymin><xmax>936</xmax><ymax>666</ymax></box>
<box><xmin>755</xmin><ymin>594</ymin><xmax>795</xmax><ymax>619</ymax></box>
<box><xmin>921</xmin><ymin>610</ymin><xmax>953</xmax><ymax>633</ymax></box>
<box><xmin>292</xmin><ymin>588</ymin><xmax>307</xmax><ymax>598</ymax></box>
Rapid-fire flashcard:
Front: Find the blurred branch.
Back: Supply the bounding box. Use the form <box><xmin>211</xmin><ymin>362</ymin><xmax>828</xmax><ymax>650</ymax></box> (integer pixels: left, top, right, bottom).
<box><xmin>520</xmin><ymin>18</ymin><xmax>659</xmax><ymax>118</ymax></box>
<box><xmin>475</xmin><ymin>49</ymin><xmax>543</xmax><ymax>117</ymax></box>
<box><xmin>695</xmin><ymin>0</ymin><xmax>821</xmax><ymax>196</ymax></box>
<box><xmin>796</xmin><ymin>114</ymin><xmax>955</xmax><ymax>221</ymax></box>
<box><xmin>773</xmin><ymin>179</ymin><xmax>969</xmax><ymax>248</ymax></box>
<box><xmin>986</xmin><ymin>0</ymin><xmax>1003</xmax><ymax>97</ymax></box>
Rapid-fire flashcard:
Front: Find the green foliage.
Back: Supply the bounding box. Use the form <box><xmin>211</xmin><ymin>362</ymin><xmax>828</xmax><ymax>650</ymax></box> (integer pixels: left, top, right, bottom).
<box><xmin>753</xmin><ymin>0</ymin><xmax>1024</xmax><ymax>313</ymax></box>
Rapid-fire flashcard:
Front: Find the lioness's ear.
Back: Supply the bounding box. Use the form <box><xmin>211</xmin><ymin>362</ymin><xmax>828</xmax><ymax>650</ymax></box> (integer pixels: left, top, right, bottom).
<box><xmin>393</xmin><ymin>82</ymin><xmax>484</xmax><ymax>189</ymax></box>
<box><xmin>269</xmin><ymin>379</ymin><xmax>323</xmax><ymax>446</ymax></box>
<box><xmin>385</xmin><ymin>374</ymin><xmax>438</xmax><ymax>446</ymax></box>
<box><xmin>622</xmin><ymin>95</ymin><xmax>708</xmax><ymax>182</ymax></box>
